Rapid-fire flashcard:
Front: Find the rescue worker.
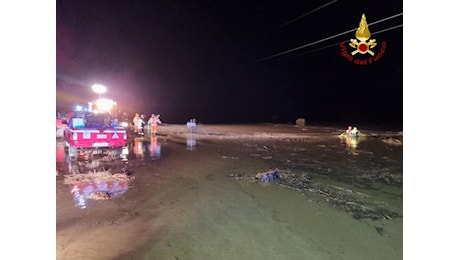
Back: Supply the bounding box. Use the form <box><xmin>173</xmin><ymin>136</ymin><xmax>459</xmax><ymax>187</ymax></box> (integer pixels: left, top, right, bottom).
<box><xmin>345</xmin><ymin>126</ymin><xmax>353</xmax><ymax>135</ymax></box>
<box><xmin>350</xmin><ymin>126</ymin><xmax>360</xmax><ymax>137</ymax></box>
<box><xmin>133</xmin><ymin>113</ymin><xmax>140</xmax><ymax>134</ymax></box>
<box><xmin>137</xmin><ymin>114</ymin><xmax>146</xmax><ymax>136</ymax></box>
<box><xmin>147</xmin><ymin>114</ymin><xmax>162</xmax><ymax>135</ymax></box>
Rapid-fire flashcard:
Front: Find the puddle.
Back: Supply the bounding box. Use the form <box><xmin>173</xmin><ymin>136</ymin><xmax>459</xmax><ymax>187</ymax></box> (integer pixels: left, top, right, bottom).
<box><xmin>68</xmin><ymin>176</ymin><xmax>130</xmax><ymax>209</ymax></box>
<box><xmin>56</xmin><ymin>134</ymin><xmax>200</xmax><ymax>209</ymax></box>
<box><xmin>128</xmin><ymin>136</ymin><xmax>162</xmax><ymax>160</ymax></box>
<box><xmin>56</xmin><ymin>136</ymin><xmax>165</xmax><ymax>175</ymax></box>
<box><xmin>57</xmin><ymin>137</ymin><xmax>160</xmax><ymax>209</ymax></box>
<box><xmin>57</xmin><ymin>125</ymin><xmax>403</xmax><ymax>259</ymax></box>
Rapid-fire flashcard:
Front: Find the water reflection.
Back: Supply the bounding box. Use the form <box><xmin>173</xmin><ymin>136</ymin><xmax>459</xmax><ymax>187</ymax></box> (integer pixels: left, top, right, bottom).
<box><xmin>130</xmin><ymin>137</ymin><xmax>162</xmax><ymax>160</ymax></box>
<box><xmin>57</xmin><ymin>137</ymin><xmax>162</xmax><ymax>208</ymax></box>
<box><xmin>57</xmin><ymin>136</ymin><xmax>163</xmax><ymax>175</ymax></box>
<box><xmin>148</xmin><ymin>136</ymin><xmax>161</xmax><ymax>159</ymax></box>
<box><xmin>70</xmin><ymin>178</ymin><xmax>129</xmax><ymax>209</ymax></box>
<box><xmin>67</xmin><ymin>151</ymin><xmax>128</xmax><ymax>174</ymax></box>
<box><xmin>132</xmin><ymin>137</ymin><xmax>145</xmax><ymax>160</ymax></box>
<box><xmin>57</xmin><ymin>141</ymin><xmax>129</xmax><ymax>175</ymax></box>
<box><xmin>186</xmin><ymin>134</ymin><xmax>196</xmax><ymax>151</ymax></box>
<box><xmin>345</xmin><ymin>136</ymin><xmax>360</xmax><ymax>149</ymax></box>
<box><xmin>340</xmin><ymin>135</ymin><xmax>363</xmax><ymax>155</ymax></box>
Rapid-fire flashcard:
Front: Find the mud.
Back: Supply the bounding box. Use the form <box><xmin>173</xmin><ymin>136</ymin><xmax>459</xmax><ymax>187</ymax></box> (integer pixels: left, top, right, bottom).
<box><xmin>56</xmin><ymin>124</ymin><xmax>403</xmax><ymax>260</ymax></box>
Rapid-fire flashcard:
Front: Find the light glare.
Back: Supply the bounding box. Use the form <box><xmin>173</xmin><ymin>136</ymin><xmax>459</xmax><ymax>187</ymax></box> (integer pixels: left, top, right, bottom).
<box><xmin>92</xmin><ymin>84</ymin><xmax>107</xmax><ymax>94</ymax></box>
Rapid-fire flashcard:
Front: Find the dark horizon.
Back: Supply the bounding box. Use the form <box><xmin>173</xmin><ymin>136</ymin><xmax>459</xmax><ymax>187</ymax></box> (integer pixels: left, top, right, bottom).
<box><xmin>57</xmin><ymin>0</ymin><xmax>402</xmax><ymax>128</ymax></box>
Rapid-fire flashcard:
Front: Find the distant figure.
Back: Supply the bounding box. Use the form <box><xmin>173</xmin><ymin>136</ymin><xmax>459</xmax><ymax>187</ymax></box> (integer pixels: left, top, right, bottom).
<box><xmin>147</xmin><ymin>114</ymin><xmax>162</xmax><ymax>135</ymax></box>
<box><xmin>187</xmin><ymin>118</ymin><xmax>197</xmax><ymax>133</ymax></box>
<box><xmin>349</xmin><ymin>126</ymin><xmax>360</xmax><ymax>137</ymax></box>
<box><xmin>133</xmin><ymin>113</ymin><xmax>140</xmax><ymax>134</ymax></box>
<box><xmin>345</xmin><ymin>126</ymin><xmax>353</xmax><ymax>135</ymax></box>
<box><xmin>137</xmin><ymin>114</ymin><xmax>146</xmax><ymax>136</ymax></box>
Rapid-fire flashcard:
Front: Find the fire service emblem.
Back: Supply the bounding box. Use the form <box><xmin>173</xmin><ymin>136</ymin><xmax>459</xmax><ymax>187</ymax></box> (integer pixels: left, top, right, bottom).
<box><xmin>340</xmin><ymin>14</ymin><xmax>386</xmax><ymax>65</ymax></box>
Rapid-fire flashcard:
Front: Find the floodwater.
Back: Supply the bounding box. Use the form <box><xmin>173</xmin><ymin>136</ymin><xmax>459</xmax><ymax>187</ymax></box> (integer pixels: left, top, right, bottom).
<box><xmin>56</xmin><ymin>124</ymin><xmax>403</xmax><ymax>260</ymax></box>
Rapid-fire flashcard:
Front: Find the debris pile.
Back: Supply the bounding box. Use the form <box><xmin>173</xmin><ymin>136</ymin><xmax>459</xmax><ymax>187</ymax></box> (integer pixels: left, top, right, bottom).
<box><xmin>382</xmin><ymin>137</ymin><xmax>402</xmax><ymax>145</ymax></box>
<box><xmin>255</xmin><ymin>169</ymin><xmax>280</xmax><ymax>182</ymax></box>
<box><xmin>232</xmin><ymin>168</ymin><xmax>401</xmax><ymax>220</ymax></box>
<box><xmin>88</xmin><ymin>191</ymin><xmax>113</xmax><ymax>200</ymax></box>
<box><xmin>64</xmin><ymin>170</ymin><xmax>133</xmax><ymax>184</ymax></box>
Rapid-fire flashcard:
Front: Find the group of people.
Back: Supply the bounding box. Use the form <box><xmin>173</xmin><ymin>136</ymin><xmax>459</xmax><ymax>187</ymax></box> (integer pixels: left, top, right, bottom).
<box><xmin>132</xmin><ymin>113</ymin><xmax>162</xmax><ymax>136</ymax></box>
<box><xmin>345</xmin><ymin>125</ymin><xmax>361</xmax><ymax>137</ymax></box>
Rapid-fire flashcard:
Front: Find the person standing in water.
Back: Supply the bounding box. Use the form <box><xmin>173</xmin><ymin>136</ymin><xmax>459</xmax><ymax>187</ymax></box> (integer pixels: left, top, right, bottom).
<box><xmin>132</xmin><ymin>113</ymin><xmax>140</xmax><ymax>135</ymax></box>
<box><xmin>345</xmin><ymin>126</ymin><xmax>353</xmax><ymax>135</ymax></box>
<box><xmin>148</xmin><ymin>114</ymin><xmax>162</xmax><ymax>135</ymax></box>
<box><xmin>350</xmin><ymin>126</ymin><xmax>360</xmax><ymax>137</ymax></box>
<box><xmin>137</xmin><ymin>114</ymin><xmax>146</xmax><ymax>136</ymax></box>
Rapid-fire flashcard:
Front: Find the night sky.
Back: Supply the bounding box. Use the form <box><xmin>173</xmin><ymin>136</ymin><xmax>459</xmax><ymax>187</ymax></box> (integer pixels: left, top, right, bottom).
<box><xmin>56</xmin><ymin>0</ymin><xmax>403</xmax><ymax>127</ymax></box>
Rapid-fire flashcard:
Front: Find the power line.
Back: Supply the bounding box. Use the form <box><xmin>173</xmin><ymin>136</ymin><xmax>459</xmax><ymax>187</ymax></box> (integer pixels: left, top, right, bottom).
<box><xmin>298</xmin><ymin>24</ymin><xmax>403</xmax><ymax>56</ymax></box>
<box><xmin>372</xmin><ymin>24</ymin><xmax>403</xmax><ymax>36</ymax></box>
<box><xmin>273</xmin><ymin>0</ymin><xmax>338</xmax><ymax>31</ymax></box>
<box><xmin>367</xmin><ymin>13</ymin><xmax>403</xmax><ymax>28</ymax></box>
<box><xmin>259</xmin><ymin>12</ymin><xmax>403</xmax><ymax>61</ymax></box>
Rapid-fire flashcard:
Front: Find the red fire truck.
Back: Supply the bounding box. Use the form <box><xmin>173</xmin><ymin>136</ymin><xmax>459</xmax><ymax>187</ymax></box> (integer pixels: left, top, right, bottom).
<box><xmin>62</xmin><ymin>99</ymin><xmax>128</xmax><ymax>171</ymax></box>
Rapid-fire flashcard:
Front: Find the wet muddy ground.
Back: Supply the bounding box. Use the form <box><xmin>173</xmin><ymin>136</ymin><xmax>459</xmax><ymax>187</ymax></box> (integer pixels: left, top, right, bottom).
<box><xmin>56</xmin><ymin>124</ymin><xmax>403</xmax><ymax>259</ymax></box>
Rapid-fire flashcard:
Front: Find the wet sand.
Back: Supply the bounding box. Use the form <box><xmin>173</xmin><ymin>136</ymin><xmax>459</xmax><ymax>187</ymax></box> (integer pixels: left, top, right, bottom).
<box><xmin>56</xmin><ymin>124</ymin><xmax>403</xmax><ymax>259</ymax></box>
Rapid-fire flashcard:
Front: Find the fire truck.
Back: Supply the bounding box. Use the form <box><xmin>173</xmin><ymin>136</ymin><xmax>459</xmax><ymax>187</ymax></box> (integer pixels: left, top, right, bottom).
<box><xmin>62</xmin><ymin>98</ymin><xmax>128</xmax><ymax>173</ymax></box>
